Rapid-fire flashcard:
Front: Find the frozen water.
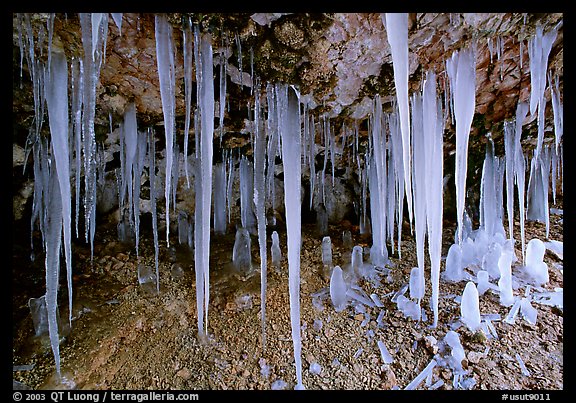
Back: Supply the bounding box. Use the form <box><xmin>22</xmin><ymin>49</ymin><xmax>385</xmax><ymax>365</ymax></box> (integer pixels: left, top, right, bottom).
<box><xmin>271</xmin><ymin>231</ymin><xmax>282</xmax><ymax>271</ymax></box>
<box><xmin>309</xmin><ymin>362</ymin><xmax>322</xmax><ymax>375</ymax></box>
<box><xmin>148</xmin><ymin>130</ymin><xmax>160</xmax><ymax>293</ymax></box>
<box><xmin>460</xmin><ymin>282</ymin><xmax>481</xmax><ymax>332</ymax></box>
<box><xmin>476</xmin><ymin>270</ymin><xmax>492</xmax><ymax>296</ymax></box>
<box><xmin>444</xmin><ymin>331</ymin><xmax>466</xmax><ymax>373</ymax></box>
<box><xmin>515</xmin><ymin>102</ymin><xmax>529</xmax><ymax>264</ymax></box>
<box><xmin>481</xmin><ymin>242</ymin><xmax>502</xmax><ymax>280</ymax></box>
<box><xmin>396</xmin><ymin>295</ymin><xmax>420</xmax><ymax>321</ymax></box>
<box><xmin>321</xmin><ymin>236</ymin><xmax>333</xmax><ymax>268</ymax></box>
<box><xmin>404</xmin><ymin>359</ymin><xmax>437</xmax><ymax>390</ymax></box>
<box><xmin>110</xmin><ymin>13</ymin><xmax>122</xmax><ymax>35</ymax></box>
<box><xmin>232</xmin><ymin>228</ymin><xmax>252</xmax><ymax>274</ymax></box>
<box><xmin>504</xmin><ymin>298</ymin><xmax>521</xmax><ymax>324</ymax></box>
<box><xmin>240</xmin><ymin>157</ymin><xmax>257</xmax><ymax>234</ymax></box>
<box><xmin>520</xmin><ymin>297</ymin><xmax>537</xmax><ymax>325</ymax></box>
<box><xmin>377</xmin><ymin>340</ymin><xmax>394</xmax><ymax>364</ymax></box>
<box><xmin>29</xmin><ymin>296</ymin><xmax>49</xmax><ymax>336</ymax></box>
<box><xmin>384</xmin><ymin>13</ymin><xmax>413</xmax><ymax>227</ymax></box>
<box><xmin>351</xmin><ymin>245</ymin><xmax>363</xmax><ymax>277</ymax></box>
<box><xmin>271</xmin><ymin>379</ymin><xmax>288</xmax><ymax>390</ymax></box>
<box><xmin>213</xmin><ymin>163</ymin><xmax>227</xmax><ymax>235</ymax></box>
<box><xmin>278</xmin><ymin>84</ymin><xmax>304</xmax><ymax>389</ymax></box>
<box><xmin>544</xmin><ymin>240</ymin><xmax>562</xmax><ymax>260</ymax></box>
<box><xmin>445</xmin><ymin>243</ymin><xmax>463</xmax><ymax>282</ymax></box>
<box><xmin>516</xmin><ymin>353</ymin><xmax>531</xmax><ymax>377</ymax></box>
<box><xmin>330</xmin><ymin>266</ymin><xmax>348</xmax><ymax>312</ymax></box>
<box><xmin>155</xmin><ymin>15</ymin><xmax>176</xmax><ymax>247</ymax></box>
<box><xmin>525</xmin><ymin>239</ymin><xmax>548</xmax><ymax>286</ymax></box>
<box><xmin>498</xmin><ymin>251</ymin><xmax>515</xmax><ymax>307</ymax></box>
<box><xmin>446</xmin><ymin>47</ymin><xmax>476</xmax><ymax>244</ymax></box>
<box><xmin>409</xmin><ymin>267</ymin><xmax>424</xmax><ymax>302</ymax></box>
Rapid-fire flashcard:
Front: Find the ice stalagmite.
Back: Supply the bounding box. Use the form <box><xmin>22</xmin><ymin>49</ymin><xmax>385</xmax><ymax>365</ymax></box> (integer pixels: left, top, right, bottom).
<box><xmin>384</xmin><ymin>13</ymin><xmax>413</xmax><ymax>228</ymax></box>
<box><xmin>155</xmin><ymin>14</ymin><xmax>176</xmax><ymax>247</ymax></box>
<box><xmin>46</xmin><ymin>50</ymin><xmax>73</xmax><ymax>329</ymax></box>
<box><xmin>422</xmin><ymin>72</ymin><xmax>444</xmax><ymax>328</ymax></box>
<box><xmin>460</xmin><ymin>282</ymin><xmax>481</xmax><ymax>332</ymax></box>
<box><xmin>193</xmin><ymin>31</ymin><xmax>214</xmax><ymax>337</ymax></box>
<box><xmin>253</xmin><ymin>79</ymin><xmax>268</xmax><ymax>349</ymax></box>
<box><xmin>271</xmin><ymin>231</ymin><xmax>281</xmax><ymax>270</ymax></box>
<box><xmin>514</xmin><ymin>102</ymin><xmax>529</xmax><ymax>264</ymax></box>
<box><xmin>278</xmin><ymin>84</ymin><xmax>304</xmax><ymax>390</ymax></box>
<box><xmin>447</xmin><ymin>47</ymin><xmax>476</xmax><ymax>244</ymax></box>
<box><xmin>182</xmin><ymin>19</ymin><xmax>193</xmax><ymax>189</ymax></box>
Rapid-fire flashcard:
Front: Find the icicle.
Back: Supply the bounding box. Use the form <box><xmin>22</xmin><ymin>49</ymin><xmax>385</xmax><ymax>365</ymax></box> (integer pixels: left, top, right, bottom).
<box><xmin>182</xmin><ymin>19</ymin><xmax>193</xmax><ymax>189</ymax></box>
<box><xmin>422</xmin><ymin>71</ymin><xmax>444</xmax><ymax>328</ymax></box>
<box><xmin>446</xmin><ymin>47</ymin><xmax>476</xmax><ymax>244</ymax></box>
<box><xmin>148</xmin><ymin>129</ymin><xmax>160</xmax><ymax>292</ymax></box>
<box><xmin>240</xmin><ymin>157</ymin><xmax>256</xmax><ymax>233</ymax></box>
<box><xmin>253</xmin><ymin>79</ymin><xmax>268</xmax><ymax>349</ymax></box>
<box><xmin>111</xmin><ymin>13</ymin><xmax>123</xmax><ymax>35</ymax></box>
<box><xmin>71</xmin><ymin>58</ymin><xmax>83</xmax><ymax>239</ymax></box>
<box><xmin>235</xmin><ymin>32</ymin><xmax>243</xmax><ymax>88</ymax></box>
<box><xmin>278</xmin><ymin>84</ymin><xmax>304</xmax><ymax>390</ymax></box>
<box><xmin>227</xmin><ymin>153</ymin><xmax>235</xmax><ymax>224</ymax></box>
<box><xmin>133</xmin><ymin>133</ymin><xmax>147</xmax><ymax>257</ymax></box>
<box><xmin>46</xmin><ymin>50</ymin><xmax>73</xmax><ymax>329</ymax></box>
<box><xmin>219</xmin><ymin>34</ymin><xmax>228</xmax><ymax>142</ymax></box>
<box><xmin>404</xmin><ymin>359</ymin><xmax>437</xmax><ymax>390</ymax></box>
<box><xmin>155</xmin><ymin>15</ymin><xmax>176</xmax><ymax>247</ymax></box>
<box><xmin>213</xmin><ymin>162</ymin><xmax>227</xmax><ymax>234</ymax></box>
<box><xmin>171</xmin><ymin>142</ymin><xmax>180</xmax><ymax>213</ymax></box>
<box><xmin>504</xmin><ymin>121</ymin><xmax>515</xmax><ymax>239</ymax></box>
<box><xmin>549</xmin><ymin>73</ymin><xmax>563</xmax><ymax>154</ymax></box>
<box><xmin>514</xmin><ymin>102</ymin><xmax>529</xmax><ymax>264</ymax></box>
<box><xmin>410</xmin><ymin>93</ymin><xmax>426</xmax><ymax>276</ymax></box>
<box><xmin>193</xmin><ymin>31</ymin><xmax>215</xmax><ymax>338</ymax></box>
<box><xmin>528</xmin><ymin>24</ymin><xmax>558</xmax><ymax>160</ymax></box>
<box><xmin>123</xmin><ymin>103</ymin><xmax>138</xmax><ymax>229</ymax></box>
<box><xmin>309</xmin><ymin>115</ymin><xmax>316</xmax><ymax>210</ymax></box>
<box><xmin>384</xmin><ymin>13</ymin><xmax>413</xmax><ymax>229</ymax></box>
<box><xmin>45</xmin><ymin>160</ymin><xmax>63</xmax><ymax>377</ymax></box>
<box><xmin>377</xmin><ymin>340</ymin><xmax>394</xmax><ymax>364</ymax></box>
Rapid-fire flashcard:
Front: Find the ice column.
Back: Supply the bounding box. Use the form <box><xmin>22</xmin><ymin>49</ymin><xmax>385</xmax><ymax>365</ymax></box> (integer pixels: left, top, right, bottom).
<box><xmin>278</xmin><ymin>84</ymin><xmax>305</xmax><ymax>390</ymax></box>
<box><xmin>460</xmin><ymin>282</ymin><xmax>481</xmax><ymax>332</ymax></box>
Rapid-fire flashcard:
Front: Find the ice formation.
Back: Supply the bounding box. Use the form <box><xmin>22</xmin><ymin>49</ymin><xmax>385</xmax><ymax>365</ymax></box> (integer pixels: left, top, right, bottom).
<box><xmin>330</xmin><ymin>266</ymin><xmax>348</xmax><ymax>312</ymax></box>
<box><xmin>445</xmin><ymin>243</ymin><xmax>463</xmax><ymax>283</ymax></box>
<box><xmin>271</xmin><ymin>231</ymin><xmax>282</xmax><ymax>271</ymax></box>
<box><xmin>460</xmin><ymin>282</ymin><xmax>481</xmax><ymax>332</ymax></box>
<box><xmin>497</xmin><ymin>251</ymin><xmax>515</xmax><ymax>307</ymax></box>
<box><xmin>525</xmin><ymin>239</ymin><xmax>549</xmax><ymax>286</ymax></box>
<box><xmin>232</xmin><ymin>228</ymin><xmax>252</xmax><ymax>274</ymax></box>
<box><xmin>278</xmin><ymin>85</ymin><xmax>304</xmax><ymax>390</ymax></box>
<box><xmin>446</xmin><ymin>47</ymin><xmax>476</xmax><ymax>244</ymax></box>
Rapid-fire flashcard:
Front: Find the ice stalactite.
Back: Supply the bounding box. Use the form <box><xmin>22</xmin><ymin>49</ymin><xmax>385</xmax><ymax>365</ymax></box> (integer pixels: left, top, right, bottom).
<box><xmin>265</xmin><ymin>84</ymin><xmax>278</xmax><ymax>215</ymax></box>
<box><xmin>133</xmin><ymin>132</ymin><xmax>147</xmax><ymax>257</ymax></box>
<box><xmin>123</xmin><ymin>103</ymin><xmax>138</xmax><ymax>230</ymax></box>
<box><xmin>368</xmin><ymin>96</ymin><xmax>388</xmax><ymax>268</ymax></box>
<box><xmin>386</xmin><ymin>128</ymin><xmax>396</xmax><ymax>256</ymax></box>
<box><xmin>308</xmin><ymin>115</ymin><xmax>316</xmax><ymax>211</ymax></box>
<box><xmin>79</xmin><ymin>13</ymin><xmax>106</xmax><ymax>259</ymax></box>
<box><xmin>227</xmin><ymin>152</ymin><xmax>235</xmax><ymax>224</ymax></box>
<box><xmin>389</xmin><ymin>111</ymin><xmax>405</xmax><ymax>258</ymax></box>
<box><xmin>410</xmin><ymin>93</ymin><xmax>426</xmax><ymax>283</ymax></box>
<box><xmin>45</xmin><ymin>160</ymin><xmax>63</xmax><ymax>377</ymax></box>
<box><xmin>480</xmin><ymin>136</ymin><xmax>505</xmax><ymax>238</ymax></box>
<box><xmin>193</xmin><ymin>31</ymin><xmax>214</xmax><ymax>338</ymax></box>
<box><xmin>182</xmin><ymin>19</ymin><xmax>193</xmax><ymax>189</ymax></box>
<box><xmin>384</xmin><ymin>13</ymin><xmax>413</xmax><ymax>229</ymax></box>
<box><xmin>514</xmin><ymin>102</ymin><xmax>529</xmax><ymax>264</ymax></box>
<box><xmin>526</xmin><ymin>148</ymin><xmax>549</xmax><ymax>235</ymax></box>
<box><xmin>277</xmin><ymin>84</ymin><xmax>304</xmax><ymax>390</ymax></box>
<box><xmin>240</xmin><ymin>157</ymin><xmax>256</xmax><ymax>233</ymax></box>
<box><xmin>214</xmin><ymin>162</ymin><xmax>227</xmax><ymax>235</ymax></box>
<box><xmin>504</xmin><ymin>121</ymin><xmax>515</xmax><ymax>239</ymax></box>
<box><xmin>528</xmin><ymin>24</ymin><xmax>558</xmax><ymax>161</ymax></box>
<box><xmin>71</xmin><ymin>57</ymin><xmax>83</xmax><ymax>239</ymax></box>
<box><xmin>219</xmin><ymin>34</ymin><xmax>228</xmax><ymax>143</ymax></box>
<box><xmin>148</xmin><ymin>129</ymin><xmax>160</xmax><ymax>293</ymax></box>
<box><xmin>155</xmin><ymin>14</ymin><xmax>176</xmax><ymax>248</ymax></box>
<box><xmin>111</xmin><ymin>13</ymin><xmax>122</xmax><ymax>35</ymax></box>
<box><xmin>171</xmin><ymin>143</ymin><xmax>180</xmax><ymax>213</ymax></box>
<box><xmin>446</xmin><ymin>46</ymin><xmax>476</xmax><ymax>244</ymax></box>
<box><xmin>253</xmin><ymin>79</ymin><xmax>268</xmax><ymax>349</ymax></box>
<box><xmin>422</xmin><ymin>72</ymin><xmax>443</xmax><ymax>328</ymax></box>
<box><xmin>46</xmin><ymin>50</ymin><xmax>73</xmax><ymax>330</ymax></box>
<box><xmin>549</xmin><ymin>73</ymin><xmax>563</xmax><ymax>154</ymax></box>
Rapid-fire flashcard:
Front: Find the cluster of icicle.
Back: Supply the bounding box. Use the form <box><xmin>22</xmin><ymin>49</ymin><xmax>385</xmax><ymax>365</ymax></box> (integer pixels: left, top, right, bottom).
<box><xmin>17</xmin><ymin>12</ymin><xmax>562</xmax><ymax>390</ymax></box>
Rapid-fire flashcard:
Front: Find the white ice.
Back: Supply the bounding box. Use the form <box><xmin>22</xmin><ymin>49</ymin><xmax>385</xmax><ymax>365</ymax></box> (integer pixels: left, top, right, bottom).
<box><xmin>460</xmin><ymin>282</ymin><xmax>481</xmax><ymax>332</ymax></box>
<box><xmin>271</xmin><ymin>231</ymin><xmax>282</xmax><ymax>270</ymax></box>
<box><xmin>525</xmin><ymin>238</ymin><xmax>548</xmax><ymax>286</ymax></box>
<box><xmin>330</xmin><ymin>266</ymin><xmax>348</xmax><ymax>312</ymax></box>
<box><xmin>445</xmin><ymin>243</ymin><xmax>463</xmax><ymax>282</ymax></box>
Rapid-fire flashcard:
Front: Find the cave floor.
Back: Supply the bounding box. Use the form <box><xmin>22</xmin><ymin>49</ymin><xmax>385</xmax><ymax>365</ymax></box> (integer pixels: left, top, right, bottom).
<box><xmin>12</xmin><ymin>203</ymin><xmax>563</xmax><ymax>390</ymax></box>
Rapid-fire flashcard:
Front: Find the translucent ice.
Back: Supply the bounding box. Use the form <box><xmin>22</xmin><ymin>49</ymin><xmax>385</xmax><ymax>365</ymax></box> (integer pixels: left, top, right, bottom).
<box><xmin>498</xmin><ymin>251</ymin><xmax>515</xmax><ymax>307</ymax></box>
<box><xmin>525</xmin><ymin>239</ymin><xmax>548</xmax><ymax>286</ymax></box>
<box><xmin>271</xmin><ymin>231</ymin><xmax>282</xmax><ymax>271</ymax></box>
<box><xmin>445</xmin><ymin>243</ymin><xmax>463</xmax><ymax>282</ymax></box>
<box><xmin>444</xmin><ymin>331</ymin><xmax>466</xmax><ymax>373</ymax></box>
<box><xmin>460</xmin><ymin>282</ymin><xmax>481</xmax><ymax>332</ymax></box>
<box><xmin>309</xmin><ymin>362</ymin><xmax>321</xmax><ymax>375</ymax></box>
<box><xmin>544</xmin><ymin>240</ymin><xmax>563</xmax><ymax>260</ymax></box>
<box><xmin>404</xmin><ymin>359</ymin><xmax>437</xmax><ymax>390</ymax></box>
<box><xmin>232</xmin><ymin>228</ymin><xmax>252</xmax><ymax>274</ymax></box>
<box><xmin>520</xmin><ymin>297</ymin><xmax>537</xmax><ymax>325</ymax></box>
<box><xmin>476</xmin><ymin>270</ymin><xmax>492</xmax><ymax>296</ymax></box>
<box><xmin>396</xmin><ymin>295</ymin><xmax>421</xmax><ymax>321</ymax></box>
<box><xmin>377</xmin><ymin>340</ymin><xmax>394</xmax><ymax>364</ymax></box>
<box><xmin>409</xmin><ymin>267</ymin><xmax>424</xmax><ymax>302</ymax></box>
<box><xmin>330</xmin><ymin>266</ymin><xmax>348</xmax><ymax>312</ymax></box>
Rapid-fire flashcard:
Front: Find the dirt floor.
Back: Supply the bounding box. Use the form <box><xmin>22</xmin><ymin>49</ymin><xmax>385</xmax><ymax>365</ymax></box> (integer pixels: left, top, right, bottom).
<box><xmin>12</xmin><ymin>199</ymin><xmax>563</xmax><ymax>390</ymax></box>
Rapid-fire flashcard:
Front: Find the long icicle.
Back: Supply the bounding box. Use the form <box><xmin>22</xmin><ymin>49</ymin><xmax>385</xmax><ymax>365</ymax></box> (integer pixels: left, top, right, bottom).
<box><xmin>183</xmin><ymin>18</ymin><xmax>193</xmax><ymax>189</ymax></box>
<box><xmin>384</xmin><ymin>13</ymin><xmax>413</xmax><ymax>230</ymax></box>
<box><xmin>155</xmin><ymin>14</ymin><xmax>176</xmax><ymax>248</ymax></box>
